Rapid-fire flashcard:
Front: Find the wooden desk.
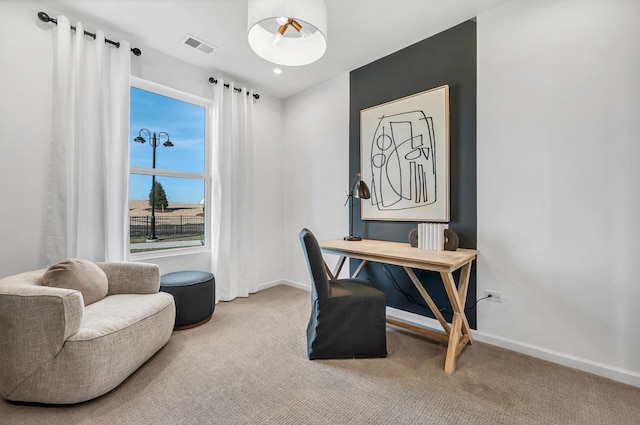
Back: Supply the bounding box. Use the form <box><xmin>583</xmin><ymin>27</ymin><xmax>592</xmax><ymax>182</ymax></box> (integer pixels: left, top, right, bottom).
<box><xmin>319</xmin><ymin>238</ymin><xmax>477</xmax><ymax>374</ymax></box>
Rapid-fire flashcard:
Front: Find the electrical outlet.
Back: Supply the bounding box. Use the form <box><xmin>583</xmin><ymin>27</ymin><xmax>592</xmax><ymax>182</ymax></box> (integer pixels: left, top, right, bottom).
<box><xmin>484</xmin><ymin>290</ymin><xmax>503</xmax><ymax>302</ymax></box>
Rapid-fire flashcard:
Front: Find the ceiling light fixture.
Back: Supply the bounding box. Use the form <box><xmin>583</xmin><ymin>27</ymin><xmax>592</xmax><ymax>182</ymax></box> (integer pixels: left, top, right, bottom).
<box><xmin>273</xmin><ymin>67</ymin><xmax>283</xmax><ymax>75</ymax></box>
<box><xmin>247</xmin><ymin>0</ymin><xmax>327</xmax><ymax>67</ymax></box>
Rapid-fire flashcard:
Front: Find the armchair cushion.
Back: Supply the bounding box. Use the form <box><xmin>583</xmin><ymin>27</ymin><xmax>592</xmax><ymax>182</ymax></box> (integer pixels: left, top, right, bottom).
<box><xmin>98</xmin><ymin>261</ymin><xmax>160</xmax><ymax>295</ymax></box>
<box><xmin>43</xmin><ymin>258</ymin><xmax>108</xmax><ymax>306</ymax></box>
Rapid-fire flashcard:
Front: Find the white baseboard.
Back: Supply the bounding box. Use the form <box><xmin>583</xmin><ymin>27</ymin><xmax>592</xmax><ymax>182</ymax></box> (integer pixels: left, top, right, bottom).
<box><xmin>386</xmin><ymin>307</ymin><xmax>640</xmax><ymax>388</ymax></box>
<box><xmin>474</xmin><ymin>331</ymin><xmax>640</xmax><ymax>388</ymax></box>
<box><xmin>257</xmin><ymin>279</ymin><xmax>290</xmax><ymax>291</ymax></box>
<box><xmin>278</xmin><ymin>279</ymin><xmax>311</xmax><ymax>291</ymax></box>
<box><xmin>265</xmin><ymin>284</ymin><xmax>640</xmax><ymax>387</ymax></box>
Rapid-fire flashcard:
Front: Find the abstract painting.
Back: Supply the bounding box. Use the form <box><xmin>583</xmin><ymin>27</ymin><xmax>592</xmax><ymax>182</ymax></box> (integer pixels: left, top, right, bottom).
<box><xmin>360</xmin><ymin>85</ymin><xmax>449</xmax><ymax>221</ymax></box>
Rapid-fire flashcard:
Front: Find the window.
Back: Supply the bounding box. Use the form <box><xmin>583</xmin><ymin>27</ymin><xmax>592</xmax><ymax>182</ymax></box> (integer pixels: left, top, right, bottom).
<box><xmin>129</xmin><ymin>78</ymin><xmax>211</xmax><ymax>256</ymax></box>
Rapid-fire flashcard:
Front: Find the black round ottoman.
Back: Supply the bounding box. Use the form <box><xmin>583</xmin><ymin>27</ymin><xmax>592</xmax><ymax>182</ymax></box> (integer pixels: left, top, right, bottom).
<box><xmin>160</xmin><ymin>271</ymin><xmax>215</xmax><ymax>330</ymax></box>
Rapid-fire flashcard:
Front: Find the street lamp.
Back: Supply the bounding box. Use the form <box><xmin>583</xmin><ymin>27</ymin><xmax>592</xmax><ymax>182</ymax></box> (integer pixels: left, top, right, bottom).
<box><xmin>133</xmin><ymin>128</ymin><xmax>174</xmax><ymax>242</ymax></box>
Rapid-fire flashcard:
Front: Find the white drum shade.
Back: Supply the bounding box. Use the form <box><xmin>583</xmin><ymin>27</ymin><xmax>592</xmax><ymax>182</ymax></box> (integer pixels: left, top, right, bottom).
<box><xmin>247</xmin><ymin>0</ymin><xmax>327</xmax><ymax>66</ymax></box>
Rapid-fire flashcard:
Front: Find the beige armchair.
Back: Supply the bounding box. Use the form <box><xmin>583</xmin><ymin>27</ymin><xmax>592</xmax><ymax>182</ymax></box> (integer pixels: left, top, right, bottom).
<box><xmin>0</xmin><ymin>261</ymin><xmax>175</xmax><ymax>404</ymax></box>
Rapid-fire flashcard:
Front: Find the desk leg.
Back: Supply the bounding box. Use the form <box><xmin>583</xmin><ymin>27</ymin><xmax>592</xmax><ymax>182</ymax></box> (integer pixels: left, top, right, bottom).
<box><xmin>440</xmin><ymin>262</ymin><xmax>474</xmax><ymax>374</ymax></box>
<box><xmin>352</xmin><ymin>260</ymin><xmax>368</xmax><ymax>278</ymax></box>
<box><xmin>331</xmin><ymin>256</ymin><xmax>347</xmax><ymax>279</ymax></box>
<box><xmin>325</xmin><ymin>256</ymin><xmax>347</xmax><ymax>280</ymax></box>
<box><xmin>326</xmin><ymin>256</ymin><xmax>368</xmax><ymax>280</ymax></box>
<box><xmin>444</xmin><ymin>313</ymin><xmax>463</xmax><ymax>373</ymax></box>
<box><xmin>404</xmin><ymin>267</ymin><xmax>451</xmax><ymax>335</ymax></box>
<box><xmin>440</xmin><ymin>270</ymin><xmax>473</xmax><ymax>343</ymax></box>
<box><xmin>324</xmin><ymin>263</ymin><xmax>336</xmax><ymax>280</ymax></box>
<box><xmin>457</xmin><ymin>263</ymin><xmax>472</xmax><ymax>309</ymax></box>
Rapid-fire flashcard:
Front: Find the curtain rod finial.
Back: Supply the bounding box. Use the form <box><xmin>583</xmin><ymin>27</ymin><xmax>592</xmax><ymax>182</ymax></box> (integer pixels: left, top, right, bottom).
<box><xmin>38</xmin><ymin>12</ymin><xmax>51</xmax><ymax>23</ymax></box>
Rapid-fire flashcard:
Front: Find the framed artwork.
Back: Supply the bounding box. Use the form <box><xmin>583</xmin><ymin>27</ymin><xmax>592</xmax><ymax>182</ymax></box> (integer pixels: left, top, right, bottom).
<box><xmin>360</xmin><ymin>85</ymin><xmax>450</xmax><ymax>221</ymax></box>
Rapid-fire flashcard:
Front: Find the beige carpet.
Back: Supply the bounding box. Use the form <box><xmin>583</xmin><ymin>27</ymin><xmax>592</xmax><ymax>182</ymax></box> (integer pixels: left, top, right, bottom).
<box><xmin>2</xmin><ymin>285</ymin><xmax>639</xmax><ymax>424</ymax></box>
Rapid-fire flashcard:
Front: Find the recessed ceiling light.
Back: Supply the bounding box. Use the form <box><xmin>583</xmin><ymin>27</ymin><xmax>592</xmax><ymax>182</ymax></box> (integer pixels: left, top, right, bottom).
<box><xmin>273</xmin><ymin>67</ymin><xmax>283</xmax><ymax>75</ymax></box>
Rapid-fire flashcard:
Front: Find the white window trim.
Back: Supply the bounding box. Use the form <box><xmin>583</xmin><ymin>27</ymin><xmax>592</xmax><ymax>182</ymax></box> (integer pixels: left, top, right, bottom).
<box><xmin>128</xmin><ymin>77</ymin><xmax>212</xmax><ymax>260</ymax></box>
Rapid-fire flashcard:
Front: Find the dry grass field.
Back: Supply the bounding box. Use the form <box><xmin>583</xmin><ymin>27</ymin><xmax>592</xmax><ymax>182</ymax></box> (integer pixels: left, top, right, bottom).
<box><xmin>129</xmin><ymin>200</ymin><xmax>203</xmax><ymax>217</ymax></box>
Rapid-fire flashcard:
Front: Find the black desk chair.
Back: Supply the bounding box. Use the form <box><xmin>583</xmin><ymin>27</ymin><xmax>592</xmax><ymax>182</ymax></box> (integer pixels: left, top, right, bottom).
<box><xmin>299</xmin><ymin>228</ymin><xmax>387</xmax><ymax>359</ymax></box>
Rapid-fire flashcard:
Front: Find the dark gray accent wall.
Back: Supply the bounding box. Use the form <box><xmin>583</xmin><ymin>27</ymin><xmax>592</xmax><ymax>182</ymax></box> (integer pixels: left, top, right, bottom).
<box><xmin>349</xmin><ymin>21</ymin><xmax>477</xmax><ymax>328</ymax></box>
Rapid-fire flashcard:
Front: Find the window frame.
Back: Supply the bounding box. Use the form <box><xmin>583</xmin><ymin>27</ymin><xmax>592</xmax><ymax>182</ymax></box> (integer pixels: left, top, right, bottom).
<box><xmin>128</xmin><ymin>76</ymin><xmax>212</xmax><ymax>260</ymax></box>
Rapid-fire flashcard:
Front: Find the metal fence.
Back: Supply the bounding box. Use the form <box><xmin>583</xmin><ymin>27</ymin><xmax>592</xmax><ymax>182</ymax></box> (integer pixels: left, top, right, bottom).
<box><xmin>130</xmin><ymin>215</ymin><xmax>204</xmax><ymax>237</ymax></box>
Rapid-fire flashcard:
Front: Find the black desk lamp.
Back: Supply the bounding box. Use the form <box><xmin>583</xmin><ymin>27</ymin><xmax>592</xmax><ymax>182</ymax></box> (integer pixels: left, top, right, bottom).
<box><xmin>344</xmin><ymin>173</ymin><xmax>370</xmax><ymax>241</ymax></box>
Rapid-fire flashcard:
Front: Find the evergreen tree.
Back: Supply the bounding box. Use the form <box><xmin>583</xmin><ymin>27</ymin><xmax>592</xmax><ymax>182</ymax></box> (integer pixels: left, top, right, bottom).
<box><xmin>149</xmin><ymin>180</ymin><xmax>169</xmax><ymax>211</ymax></box>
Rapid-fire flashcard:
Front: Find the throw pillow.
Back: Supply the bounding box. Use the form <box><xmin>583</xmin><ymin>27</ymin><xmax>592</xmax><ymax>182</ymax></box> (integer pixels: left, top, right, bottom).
<box><xmin>43</xmin><ymin>258</ymin><xmax>108</xmax><ymax>306</ymax></box>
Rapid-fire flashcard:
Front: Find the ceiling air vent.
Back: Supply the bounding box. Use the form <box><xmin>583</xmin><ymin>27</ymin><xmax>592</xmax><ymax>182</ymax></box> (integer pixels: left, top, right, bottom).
<box><xmin>182</xmin><ymin>34</ymin><xmax>217</xmax><ymax>54</ymax></box>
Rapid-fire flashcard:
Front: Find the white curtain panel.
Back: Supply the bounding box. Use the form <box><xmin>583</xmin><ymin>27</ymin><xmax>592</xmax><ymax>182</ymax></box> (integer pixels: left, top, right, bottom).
<box><xmin>46</xmin><ymin>16</ymin><xmax>131</xmax><ymax>264</ymax></box>
<box><xmin>210</xmin><ymin>79</ymin><xmax>257</xmax><ymax>301</ymax></box>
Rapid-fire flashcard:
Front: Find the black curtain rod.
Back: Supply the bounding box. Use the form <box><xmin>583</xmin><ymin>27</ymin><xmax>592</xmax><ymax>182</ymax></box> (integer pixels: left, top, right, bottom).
<box><xmin>209</xmin><ymin>77</ymin><xmax>260</xmax><ymax>100</ymax></box>
<box><xmin>38</xmin><ymin>12</ymin><xmax>142</xmax><ymax>56</ymax></box>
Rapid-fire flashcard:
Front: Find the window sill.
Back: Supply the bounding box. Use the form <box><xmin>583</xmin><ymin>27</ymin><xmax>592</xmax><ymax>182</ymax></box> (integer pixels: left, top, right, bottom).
<box><xmin>129</xmin><ymin>245</ymin><xmax>210</xmax><ymax>261</ymax></box>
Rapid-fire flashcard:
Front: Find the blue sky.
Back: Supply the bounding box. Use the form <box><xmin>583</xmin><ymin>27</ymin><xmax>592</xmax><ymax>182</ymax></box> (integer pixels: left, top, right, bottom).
<box><xmin>129</xmin><ymin>87</ymin><xmax>205</xmax><ymax>204</ymax></box>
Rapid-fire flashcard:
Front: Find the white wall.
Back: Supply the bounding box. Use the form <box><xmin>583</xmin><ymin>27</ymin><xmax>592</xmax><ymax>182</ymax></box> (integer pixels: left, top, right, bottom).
<box><xmin>477</xmin><ymin>0</ymin><xmax>640</xmax><ymax>385</ymax></box>
<box><xmin>0</xmin><ymin>1</ymin><xmax>285</xmax><ymax>288</ymax></box>
<box><xmin>251</xmin><ymin>93</ymin><xmax>285</xmax><ymax>288</ymax></box>
<box><xmin>0</xmin><ymin>1</ymin><xmax>53</xmax><ymax>275</ymax></box>
<box><xmin>282</xmin><ymin>73</ymin><xmax>351</xmax><ymax>287</ymax></box>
